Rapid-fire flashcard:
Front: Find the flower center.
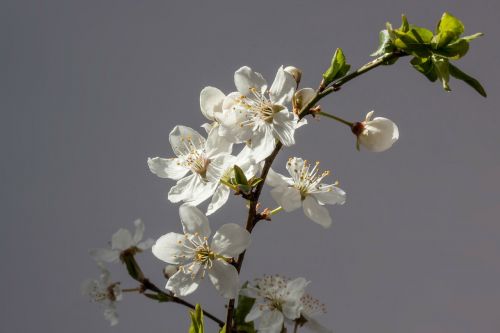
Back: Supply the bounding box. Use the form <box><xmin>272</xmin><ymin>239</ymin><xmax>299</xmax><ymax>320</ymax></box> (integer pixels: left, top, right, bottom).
<box><xmin>235</xmin><ymin>88</ymin><xmax>278</xmax><ymax>127</ymax></box>
<box><xmin>182</xmin><ymin>233</ymin><xmax>217</xmax><ymax>271</ymax></box>
<box><xmin>176</xmin><ymin>136</ymin><xmax>211</xmax><ymax>178</ymax></box>
<box><xmin>288</xmin><ymin>159</ymin><xmax>330</xmax><ymax>199</ymax></box>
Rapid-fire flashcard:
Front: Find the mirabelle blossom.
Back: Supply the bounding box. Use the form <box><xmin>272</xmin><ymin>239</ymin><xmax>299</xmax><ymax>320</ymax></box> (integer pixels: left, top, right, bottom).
<box><xmin>296</xmin><ymin>294</ymin><xmax>332</xmax><ymax>333</ymax></box>
<box><xmin>352</xmin><ymin>110</ymin><xmax>399</xmax><ymax>152</ymax></box>
<box><xmin>147</xmin><ymin>125</ymin><xmax>233</xmax><ymax>206</ymax></box>
<box><xmin>152</xmin><ymin>205</ymin><xmax>251</xmax><ymax>298</ymax></box>
<box><xmin>242</xmin><ymin>275</ymin><xmax>309</xmax><ymax>333</ymax></box>
<box><xmin>90</xmin><ymin>219</ymin><xmax>154</xmax><ymax>263</ymax></box>
<box><xmin>81</xmin><ymin>263</ymin><xmax>122</xmax><ymax>326</ymax></box>
<box><xmin>217</xmin><ymin>66</ymin><xmax>297</xmax><ymax>162</ymax></box>
<box><xmin>266</xmin><ymin>157</ymin><xmax>346</xmax><ymax>228</ymax></box>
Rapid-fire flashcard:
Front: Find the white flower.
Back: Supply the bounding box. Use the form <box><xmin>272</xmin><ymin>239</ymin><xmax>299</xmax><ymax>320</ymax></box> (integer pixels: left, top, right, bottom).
<box><xmin>148</xmin><ymin>125</ymin><xmax>233</xmax><ymax>206</ymax></box>
<box><xmin>82</xmin><ymin>263</ymin><xmax>122</xmax><ymax>326</ymax></box>
<box><xmin>207</xmin><ymin>146</ymin><xmax>260</xmax><ymax>215</ymax></box>
<box><xmin>352</xmin><ymin>110</ymin><xmax>399</xmax><ymax>152</ymax></box>
<box><xmin>297</xmin><ymin>294</ymin><xmax>332</xmax><ymax>333</ymax></box>
<box><xmin>199</xmin><ymin>86</ymin><xmax>225</xmax><ymax>134</ymax></box>
<box><xmin>152</xmin><ymin>204</ymin><xmax>251</xmax><ymax>298</ymax></box>
<box><xmin>90</xmin><ymin>219</ymin><xmax>154</xmax><ymax>263</ymax></box>
<box><xmin>218</xmin><ymin>66</ymin><xmax>297</xmax><ymax>162</ymax></box>
<box><xmin>242</xmin><ymin>275</ymin><xmax>309</xmax><ymax>333</ymax></box>
<box><xmin>266</xmin><ymin>157</ymin><xmax>346</xmax><ymax>228</ymax></box>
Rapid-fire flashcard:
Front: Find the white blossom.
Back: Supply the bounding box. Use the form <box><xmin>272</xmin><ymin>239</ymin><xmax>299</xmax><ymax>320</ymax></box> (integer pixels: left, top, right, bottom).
<box><xmin>81</xmin><ymin>263</ymin><xmax>122</xmax><ymax>326</ymax></box>
<box><xmin>297</xmin><ymin>294</ymin><xmax>332</xmax><ymax>333</ymax></box>
<box><xmin>90</xmin><ymin>219</ymin><xmax>154</xmax><ymax>263</ymax></box>
<box><xmin>218</xmin><ymin>66</ymin><xmax>297</xmax><ymax>162</ymax></box>
<box><xmin>199</xmin><ymin>86</ymin><xmax>225</xmax><ymax>135</ymax></box>
<box><xmin>353</xmin><ymin>110</ymin><xmax>399</xmax><ymax>152</ymax></box>
<box><xmin>148</xmin><ymin>125</ymin><xmax>233</xmax><ymax>206</ymax></box>
<box><xmin>152</xmin><ymin>204</ymin><xmax>251</xmax><ymax>298</ymax></box>
<box><xmin>242</xmin><ymin>275</ymin><xmax>309</xmax><ymax>333</ymax></box>
<box><xmin>266</xmin><ymin>157</ymin><xmax>346</xmax><ymax>228</ymax></box>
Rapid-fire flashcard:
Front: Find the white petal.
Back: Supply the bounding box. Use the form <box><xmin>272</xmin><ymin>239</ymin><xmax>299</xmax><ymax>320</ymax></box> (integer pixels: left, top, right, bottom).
<box><xmin>201</xmin><ymin>122</ymin><xmax>214</xmax><ymax>134</ymax></box>
<box><xmin>152</xmin><ymin>232</ymin><xmax>189</xmax><ymax>265</ymax></box>
<box><xmin>245</xmin><ymin>303</ymin><xmax>264</xmax><ymax>322</ymax></box>
<box><xmin>211</xmin><ymin>223</ymin><xmax>251</xmax><ymax>258</ymax></box>
<box><xmin>312</xmin><ymin>186</ymin><xmax>346</xmax><ymax>205</ymax></box>
<box><xmin>207</xmin><ymin>260</ymin><xmax>239</xmax><ymax>299</ymax></box>
<box><xmin>205</xmin><ymin>126</ymin><xmax>233</xmax><ymax>158</ymax></box>
<box><xmin>303</xmin><ymin>196</ymin><xmax>332</xmax><ymax>228</ymax></box>
<box><xmin>234</xmin><ymin>66</ymin><xmax>267</xmax><ymax>96</ymax></box>
<box><xmin>272</xmin><ymin>109</ymin><xmax>296</xmax><ymax>146</ymax></box>
<box><xmin>137</xmin><ymin>238</ymin><xmax>155</xmax><ymax>250</ymax></box>
<box><xmin>179</xmin><ymin>204</ymin><xmax>211</xmax><ymax>238</ymax></box>
<box><xmin>147</xmin><ymin>157</ymin><xmax>189</xmax><ymax>180</ymax></box>
<box><xmin>103</xmin><ymin>306</ymin><xmax>119</xmax><ymax>326</ymax></box>
<box><xmin>167</xmin><ymin>174</ymin><xmax>197</xmax><ymax>203</ymax></box>
<box><xmin>169</xmin><ymin>125</ymin><xmax>206</xmax><ymax>157</ymax></box>
<box><xmin>249</xmin><ymin>125</ymin><xmax>276</xmax><ymax>163</ymax></box>
<box><xmin>358</xmin><ymin>116</ymin><xmax>399</xmax><ymax>152</ymax></box>
<box><xmin>89</xmin><ymin>248</ymin><xmax>119</xmax><ymax>263</ymax></box>
<box><xmin>219</xmin><ymin>92</ymin><xmax>254</xmax><ymax>143</ymax></box>
<box><xmin>206</xmin><ymin>185</ymin><xmax>230</xmax><ymax>216</ymax></box>
<box><xmin>294</xmin><ymin>87</ymin><xmax>316</xmax><ymax>111</ymax></box>
<box><xmin>286</xmin><ymin>157</ymin><xmax>305</xmax><ymax>179</ymax></box>
<box><xmin>270</xmin><ymin>186</ymin><xmax>302</xmax><ymax>212</ymax></box>
<box><xmin>269</xmin><ymin>66</ymin><xmax>296</xmax><ymax>105</ymax></box>
<box><xmin>205</xmin><ymin>154</ymin><xmax>235</xmax><ymax>184</ymax></box>
<box><xmin>257</xmin><ymin>309</ymin><xmax>284</xmax><ymax>333</ymax></box>
<box><xmin>132</xmin><ymin>219</ymin><xmax>144</xmax><ymax>244</ymax></box>
<box><xmin>200</xmin><ymin>86</ymin><xmax>225</xmax><ymax>121</ymax></box>
<box><xmin>285</xmin><ymin>277</ymin><xmax>309</xmax><ymax>300</ymax></box>
<box><xmin>183</xmin><ymin>177</ymin><xmax>218</xmax><ymax>206</ymax></box>
<box><xmin>111</xmin><ymin>229</ymin><xmax>133</xmax><ymax>251</ymax></box>
<box><xmin>266</xmin><ymin>168</ymin><xmax>292</xmax><ymax>188</ymax></box>
<box><xmin>166</xmin><ymin>267</ymin><xmax>201</xmax><ymax>296</ymax></box>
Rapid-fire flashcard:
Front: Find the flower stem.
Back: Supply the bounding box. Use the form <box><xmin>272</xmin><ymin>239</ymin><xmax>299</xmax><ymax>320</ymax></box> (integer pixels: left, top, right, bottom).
<box><xmin>122</xmin><ymin>287</ymin><xmax>142</xmax><ymax>293</ymax></box>
<box><xmin>269</xmin><ymin>206</ymin><xmax>284</xmax><ymax>215</ymax></box>
<box><xmin>293</xmin><ymin>321</ymin><xmax>300</xmax><ymax>333</ymax></box>
<box><xmin>318</xmin><ymin>111</ymin><xmax>353</xmax><ymax>127</ymax></box>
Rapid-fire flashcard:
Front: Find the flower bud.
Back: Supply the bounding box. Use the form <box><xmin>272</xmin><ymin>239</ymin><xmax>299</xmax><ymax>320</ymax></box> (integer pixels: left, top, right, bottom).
<box><xmin>353</xmin><ymin>111</ymin><xmax>399</xmax><ymax>152</ymax></box>
<box><xmin>284</xmin><ymin>66</ymin><xmax>302</xmax><ymax>86</ymax></box>
<box><xmin>293</xmin><ymin>87</ymin><xmax>315</xmax><ymax>114</ymax></box>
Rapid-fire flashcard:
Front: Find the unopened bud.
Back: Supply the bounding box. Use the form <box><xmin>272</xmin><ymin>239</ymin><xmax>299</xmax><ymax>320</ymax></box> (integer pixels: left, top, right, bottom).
<box><xmin>284</xmin><ymin>66</ymin><xmax>302</xmax><ymax>86</ymax></box>
<box><xmin>164</xmin><ymin>265</ymin><xmax>178</xmax><ymax>279</ymax></box>
<box><xmin>293</xmin><ymin>87</ymin><xmax>316</xmax><ymax>114</ymax></box>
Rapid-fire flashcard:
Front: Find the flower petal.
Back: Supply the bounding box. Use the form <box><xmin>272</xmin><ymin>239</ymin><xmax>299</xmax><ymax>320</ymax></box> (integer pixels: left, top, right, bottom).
<box><xmin>205</xmin><ymin>126</ymin><xmax>233</xmax><ymax>158</ymax></box>
<box><xmin>286</xmin><ymin>157</ymin><xmax>305</xmax><ymax>179</ymax></box>
<box><xmin>132</xmin><ymin>219</ymin><xmax>144</xmax><ymax>244</ymax></box>
<box><xmin>152</xmin><ymin>232</ymin><xmax>189</xmax><ymax>265</ymax></box>
<box><xmin>269</xmin><ymin>66</ymin><xmax>295</xmax><ymax>105</ymax></box>
<box><xmin>272</xmin><ymin>109</ymin><xmax>296</xmax><ymax>146</ymax></box>
<box><xmin>302</xmin><ymin>196</ymin><xmax>332</xmax><ymax>228</ymax></box>
<box><xmin>111</xmin><ymin>229</ymin><xmax>133</xmax><ymax>251</ymax></box>
<box><xmin>208</xmin><ymin>260</ymin><xmax>239</xmax><ymax>299</ymax></box>
<box><xmin>137</xmin><ymin>238</ymin><xmax>155</xmax><ymax>250</ymax></box>
<box><xmin>257</xmin><ymin>309</ymin><xmax>284</xmax><ymax>333</ymax></box>
<box><xmin>168</xmin><ymin>174</ymin><xmax>197</xmax><ymax>203</ymax></box>
<box><xmin>234</xmin><ymin>66</ymin><xmax>267</xmax><ymax>96</ymax></box>
<box><xmin>358</xmin><ymin>114</ymin><xmax>399</xmax><ymax>152</ymax></box>
<box><xmin>147</xmin><ymin>157</ymin><xmax>189</xmax><ymax>180</ymax></box>
<box><xmin>312</xmin><ymin>185</ymin><xmax>346</xmax><ymax>205</ymax></box>
<box><xmin>179</xmin><ymin>204</ymin><xmax>211</xmax><ymax>237</ymax></box>
<box><xmin>266</xmin><ymin>168</ymin><xmax>292</xmax><ymax>188</ymax></box>
<box><xmin>200</xmin><ymin>86</ymin><xmax>225</xmax><ymax>121</ymax></box>
<box><xmin>206</xmin><ymin>185</ymin><xmax>230</xmax><ymax>216</ymax></box>
<box><xmin>211</xmin><ymin>223</ymin><xmax>251</xmax><ymax>258</ymax></box>
<box><xmin>270</xmin><ymin>186</ymin><xmax>302</xmax><ymax>212</ymax></box>
<box><xmin>249</xmin><ymin>125</ymin><xmax>276</xmax><ymax>163</ymax></box>
<box><xmin>183</xmin><ymin>177</ymin><xmax>218</xmax><ymax>206</ymax></box>
<box><xmin>89</xmin><ymin>248</ymin><xmax>119</xmax><ymax>263</ymax></box>
<box><xmin>245</xmin><ymin>302</ymin><xmax>264</xmax><ymax>322</ymax></box>
<box><xmin>165</xmin><ymin>267</ymin><xmax>201</xmax><ymax>296</ymax></box>
<box><xmin>169</xmin><ymin>125</ymin><xmax>206</xmax><ymax>157</ymax></box>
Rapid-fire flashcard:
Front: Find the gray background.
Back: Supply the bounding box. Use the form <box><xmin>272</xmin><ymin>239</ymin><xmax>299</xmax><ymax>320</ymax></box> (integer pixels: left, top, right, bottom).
<box><xmin>1</xmin><ymin>0</ymin><xmax>499</xmax><ymax>332</ymax></box>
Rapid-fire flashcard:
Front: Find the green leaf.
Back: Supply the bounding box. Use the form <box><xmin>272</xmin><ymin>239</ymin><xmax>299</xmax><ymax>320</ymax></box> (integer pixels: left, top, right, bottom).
<box><xmin>410</xmin><ymin>57</ymin><xmax>437</xmax><ymax>82</ymax></box>
<box><xmin>322</xmin><ymin>48</ymin><xmax>350</xmax><ymax>85</ymax></box>
<box><xmin>234</xmin><ymin>282</ymin><xmax>257</xmax><ymax>333</ymax></box>
<box><xmin>399</xmin><ymin>14</ymin><xmax>410</xmax><ymax>33</ymax></box>
<box><xmin>432</xmin><ymin>56</ymin><xmax>451</xmax><ymax>91</ymax></box>
<box><xmin>409</xmin><ymin>26</ymin><xmax>434</xmax><ymax>43</ymax></box>
<box><xmin>449</xmin><ymin>63</ymin><xmax>487</xmax><ymax>97</ymax></box>
<box><xmin>233</xmin><ymin>165</ymin><xmax>248</xmax><ymax>186</ymax></box>
<box><xmin>436</xmin><ymin>12</ymin><xmax>464</xmax><ymax>36</ymax></box>
<box><xmin>431</xmin><ymin>30</ymin><xmax>458</xmax><ymax>49</ymax></box>
<box><xmin>434</xmin><ymin>38</ymin><xmax>469</xmax><ymax>59</ymax></box>
<box><xmin>219</xmin><ymin>325</ymin><xmax>226</xmax><ymax>333</ymax></box>
<box><xmin>237</xmin><ymin>184</ymin><xmax>252</xmax><ymax>195</ymax></box>
<box><xmin>371</xmin><ymin>30</ymin><xmax>395</xmax><ymax>57</ymax></box>
<box><xmin>189</xmin><ymin>304</ymin><xmax>204</xmax><ymax>333</ymax></box>
<box><xmin>462</xmin><ymin>32</ymin><xmax>484</xmax><ymax>42</ymax></box>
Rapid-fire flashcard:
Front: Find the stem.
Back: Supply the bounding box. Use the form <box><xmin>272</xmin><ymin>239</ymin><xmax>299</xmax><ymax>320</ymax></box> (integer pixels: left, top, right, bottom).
<box><xmin>269</xmin><ymin>206</ymin><xmax>284</xmax><ymax>215</ymax></box>
<box><xmin>225</xmin><ymin>50</ymin><xmax>407</xmax><ymax>332</ymax></box>
<box><xmin>317</xmin><ymin>111</ymin><xmax>353</xmax><ymax>127</ymax></box>
<box><xmin>293</xmin><ymin>321</ymin><xmax>300</xmax><ymax>333</ymax></box>
<box><xmin>122</xmin><ymin>287</ymin><xmax>142</xmax><ymax>293</ymax></box>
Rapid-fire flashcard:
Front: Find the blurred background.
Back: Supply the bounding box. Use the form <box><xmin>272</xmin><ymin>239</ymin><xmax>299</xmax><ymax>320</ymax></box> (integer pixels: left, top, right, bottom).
<box><xmin>1</xmin><ymin>0</ymin><xmax>499</xmax><ymax>332</ymax></box>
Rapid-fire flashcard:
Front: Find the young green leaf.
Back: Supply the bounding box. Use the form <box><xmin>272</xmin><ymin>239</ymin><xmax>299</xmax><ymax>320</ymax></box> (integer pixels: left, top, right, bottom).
<box><xmin>449</xmin><ymin>63</ymin><xmax>487</xmax><ymax>97</ymax></box>
<box><xmin>462</xmin><ymin>32</ymin><xmax>484</xmax><ymax>42</ymax></box>
<box><xmin>434</xmin><ymin>38</ymin><xmax>469</xmax><ymax>59</ymax></box>
<box><xmin>219</xmin><ymin>325</ymin><xmax>227</xmax><ymax>333</ymax></box>
<box><xmin>234</xmin><ymin>282</ymin><xmax>257</xmax><ymax>333</ymax></box>
<box><xmin>399</xmin><ymin>14</ymin><xmax>410</xmax><ymax>33</ymax></box>
<box><xmin>189</xmin><ymin>304</ymin><xmax>204</xmax><ymax>333</ymax></box>
<box><xmin>432</xmin><ymin>56</ymin><xmax>451</xmax><ymax>91</ymax></box>
<box><xmin>410</xmin><ymin>57</ymin><xmax>437</xmax><ymax>82</ymax></box>
<box><xmin>233</xmin><ymin>165</ymin><xmax>248</xmax><ymax>186</ymax></box>
<box><xmin>371</xmin><ymin>30</ymin><xmax>394</xmax><ymax>57</ymax></box>
<box><xmin>322</xmin><ymin>48</ymin><xmax>350</xmax><ymax>85</ymax></box>
<box><xmin>436</xmin><ymin>12</ymin><xmax>465</xmax><ymax>36</ymax></box>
